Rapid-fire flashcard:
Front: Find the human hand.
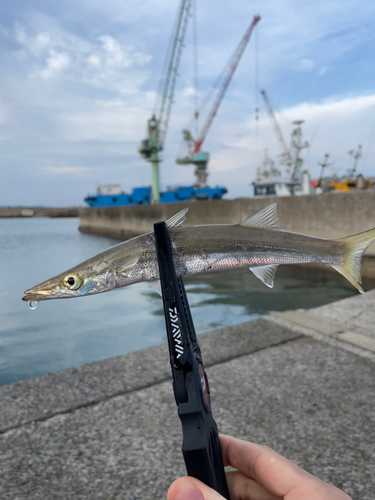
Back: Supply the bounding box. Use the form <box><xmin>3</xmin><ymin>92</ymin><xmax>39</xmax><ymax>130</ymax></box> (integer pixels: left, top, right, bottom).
<box><xmin>168</xmin><ymin>435</ymin><xmax>351</xmax><ymax>500</ymax></box>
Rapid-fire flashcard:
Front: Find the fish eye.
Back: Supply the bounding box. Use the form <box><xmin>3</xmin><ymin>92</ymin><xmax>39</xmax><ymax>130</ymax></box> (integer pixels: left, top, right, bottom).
<box><xmin>62</xmin><ymin>273</ymin><xmax>83</xmax><ymax>291</ymax></box>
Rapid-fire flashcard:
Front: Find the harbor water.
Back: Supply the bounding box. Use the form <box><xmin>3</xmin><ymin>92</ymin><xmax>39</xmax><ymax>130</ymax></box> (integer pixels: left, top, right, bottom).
<box><xmin>0</xmin><ymin>217</ymin><xmax>362</xmax><ymax>386</ymax></box>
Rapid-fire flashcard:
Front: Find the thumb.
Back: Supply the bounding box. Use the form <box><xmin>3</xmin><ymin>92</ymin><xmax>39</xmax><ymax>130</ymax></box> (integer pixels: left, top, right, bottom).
<box><xmin>168</xmin><ymin>476</ymin><xmax>226</xmax><ymax>500</ymax></box>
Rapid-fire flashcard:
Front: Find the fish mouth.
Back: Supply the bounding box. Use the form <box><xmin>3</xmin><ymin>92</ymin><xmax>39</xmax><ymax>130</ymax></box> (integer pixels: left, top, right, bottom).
<box><xmin>22</xmin><ymin>289</ymin><xmax>54</xmax><ymax>302</ymax></box>
<box><xmin>22</xmin><ymin>275</ymin><xmax>64</xmax><ymax>302</ymax></box>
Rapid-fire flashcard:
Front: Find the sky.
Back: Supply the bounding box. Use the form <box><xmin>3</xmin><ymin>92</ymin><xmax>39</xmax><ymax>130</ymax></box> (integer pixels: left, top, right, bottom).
<box><xmin>1</xmin><ymin>0</ymin><xmax>375</xmax><ymax>206</ymax></box>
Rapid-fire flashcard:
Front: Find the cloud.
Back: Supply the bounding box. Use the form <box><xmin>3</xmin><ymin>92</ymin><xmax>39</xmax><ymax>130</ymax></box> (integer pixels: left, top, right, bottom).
<box><xmin>287</xmin><ymin>93</ymin><xmax>375</xmax><ymax>121</ymax></box>
<box><xmin>182</xmin><ymin>85</ymin><xmax>197</xmax><ymax>98</ymax></box>
<box><xmin>300</xmin><ymin>59</ymin><xmax>315</xmax><ymax>71</ymax></box>
<box><xmin>99</xmin><ymin>35</ymin><xmax>151</xmax><ymax>69</ymax></box>
<box><xmin>0</xmin><ymin>103</ymin><xmax>7</xmax><ymax>124</ymax></box>
<box><xmin>12</xmin><ymin>23</ymin><xmax>152</xmax><ymax>92</ymax></box>
<box><xmin>40</xmin><ymin>166</ymin><xmax>91</xmax><ymax>175</ymax></box>
<box><xmin>87</xmin><ymin>55</ymin><xmax>101</xmax><ymax>68</ymax></box>
<box><xmin>14</xmin><ymin>23</ymin><xmax>28</xmax><ymax>46</ymax></box>
<box><xmin>199</xmin><ymin>92</ymin><xmax>375</xmax><ymax>200</ymax></box>
<box><xmin>1</xmin><ymin>0</ymin><xmax>375</xmax><ymax>206</ymax></box>
<box><xmin>41</xmin><ymin>51</ymin><xmax>70</xmax><ymax>79</ymax></box>
<box><xmin>64</xmin><ymin>107</ymin><xmax>146</xmax><ymax>142</ymax></box>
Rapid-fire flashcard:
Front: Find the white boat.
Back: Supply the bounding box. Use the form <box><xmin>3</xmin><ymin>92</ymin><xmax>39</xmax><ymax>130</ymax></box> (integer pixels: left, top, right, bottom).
<box><xmin>253</xmin><ymin>121</ymin><xmax>312</xmax><ymax>197</ymax></box>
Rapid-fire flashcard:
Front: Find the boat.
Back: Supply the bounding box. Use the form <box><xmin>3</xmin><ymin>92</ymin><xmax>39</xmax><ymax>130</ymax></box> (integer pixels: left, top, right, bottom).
<box><xmin>84</xmin><ymin>184</ymin><xmax>227</xmax><ymax>207</ymax></box>
<box><xmin>313</xmin><ymin>146</ymin><xmax>375</xmax><ymax>194</ymax></box>
<box><xmin>252</xmin><ymin>120</ymin><xmax>312</xmax><ymax>197</ymax></box>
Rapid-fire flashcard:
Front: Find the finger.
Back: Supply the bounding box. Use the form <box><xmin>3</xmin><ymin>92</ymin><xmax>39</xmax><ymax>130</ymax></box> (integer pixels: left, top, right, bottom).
<box><xmin>226</xmin><ymin>470</ymin><xmax>282</xmax><ymax>500</ymax></box>
<box><xmin>219</xmin><ymin>435</ymin><xmax>311</xmax><ymax>497</ymax></box>
<box><xmin>168</xmin><ymin>476</ymin><xmax>226</xmax><ymax>500</ymax></box>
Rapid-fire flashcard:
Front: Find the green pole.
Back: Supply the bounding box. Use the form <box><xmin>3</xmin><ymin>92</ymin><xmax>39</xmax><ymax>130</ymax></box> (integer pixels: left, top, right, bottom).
<box><xmin>148</xmin><ymin>116</ymin><xmax>160</xmax><ymax>203</ymax></box>
<box><xmin>139</xmin><ymin>1</ymin><xmax>191</xmax><ymax>203</ymax></box>
<box><xmin>151</xmin><ymin>152</ymin><xmax>160</xmax><ymax>203</ymax></box>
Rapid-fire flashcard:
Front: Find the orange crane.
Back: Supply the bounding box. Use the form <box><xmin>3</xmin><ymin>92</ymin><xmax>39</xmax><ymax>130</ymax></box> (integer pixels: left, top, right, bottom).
<box><xmin>176</xmin><ymin>15</ymin><xmax>261</xmax><ymax>188</ymax></box>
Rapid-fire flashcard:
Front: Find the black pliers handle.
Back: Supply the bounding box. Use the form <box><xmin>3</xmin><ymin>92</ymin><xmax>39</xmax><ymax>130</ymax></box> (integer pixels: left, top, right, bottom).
<box><xmin>154</xmin><ymin>221</ymin><xmax>230</xmax><ymax>499</ymax></box>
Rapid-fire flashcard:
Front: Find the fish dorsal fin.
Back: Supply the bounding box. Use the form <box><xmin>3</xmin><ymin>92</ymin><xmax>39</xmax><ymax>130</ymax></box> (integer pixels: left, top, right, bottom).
<box><xmin>250</xmin><ymin>264</ymin><xmax>278</xmax><ymax>288</ymax></box>
<box><xmin>166</xmin><ymin>208</ymin><xmax>189</xmax><ymax>228</ymax></box>
<box><xmin>149</xmin><ymin>280</ymin><xmax>162</xmax><ymax>296</ymax></box>
<box><xmin>241</xmin><ymin>203</ymin><xmax>279</xmax><ymax>229</ymax></box>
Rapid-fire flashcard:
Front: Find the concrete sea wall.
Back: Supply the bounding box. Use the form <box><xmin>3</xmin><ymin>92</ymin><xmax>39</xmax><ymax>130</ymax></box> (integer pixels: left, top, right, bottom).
<box><xmin>79</xmin><ymin>190</ymin><xmax>375</xmax><ymax>254</ymax></box>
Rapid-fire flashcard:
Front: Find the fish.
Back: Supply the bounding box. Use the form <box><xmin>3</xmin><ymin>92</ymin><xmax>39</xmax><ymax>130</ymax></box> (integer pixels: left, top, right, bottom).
<box><xmin>22</xmin><ymin>203</ymin><xmax>375</xmax><ymax>304</ymax></box>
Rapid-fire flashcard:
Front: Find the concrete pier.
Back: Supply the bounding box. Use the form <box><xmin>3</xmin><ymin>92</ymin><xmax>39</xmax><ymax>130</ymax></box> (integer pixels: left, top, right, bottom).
<box><xmin>79</xmin><ymin>191</ymin><xmax>375</xmax><ymax>241</ymax></box>
<box><xmin>79</xmin><ymin>191</ymin><xmax>375</xmax><ymax>278</ymax></box>
<box><xmin>1</xmin><ymin>291</ymin><xmax>375</xmax><ymax>499</ymax></box>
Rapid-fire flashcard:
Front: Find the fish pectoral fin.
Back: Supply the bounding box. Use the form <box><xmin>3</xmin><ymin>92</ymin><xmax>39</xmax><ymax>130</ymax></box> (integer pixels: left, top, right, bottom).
<box><xmin>250</xmin><ymin>264</ymin><xmax>278</xmax><ymax>288</ymax></box>
<box><xmin>148</xmin><ymin>280</ymin><xmax>163</xmax><ymax>296</ymax></box>
<box><xmin>241</xmin><ymin>203</ymin><xmax>280</xmax><ymax>229</ymax></box>
<box><xmin>166</xmin><ymin>208</ymin><xmax>189</xmax><ymax>228</ymax></box>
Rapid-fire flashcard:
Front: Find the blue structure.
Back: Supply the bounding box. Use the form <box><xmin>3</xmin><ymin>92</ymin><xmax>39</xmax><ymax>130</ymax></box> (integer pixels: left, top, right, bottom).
<box><xmin>85</xmin><ymin>187</ymin><xmax>151</xmax><ymax>207</ymax></box>
<box><xmin>84</xmin><ymin>185</ymin><xmax>227</xmax><ymax>207</ymax></box>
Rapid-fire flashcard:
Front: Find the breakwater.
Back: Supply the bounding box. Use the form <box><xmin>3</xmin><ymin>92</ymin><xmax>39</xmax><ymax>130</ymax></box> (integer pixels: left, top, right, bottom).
<box><xmin>0</xmin><ymin>207</ymin><xmax>79</xmax><ymax>218</ymax></box>
<box><xmin>79</xmin><ymin>191</ymin><xmax>375</xmax><ymax>240</ymax></box>
<box><xmin>79</xmin><ymin>192</ymin><xmax>375</xmax><ymax>279</ymax></box>
<box><xmin>79</xmin><ymin>190</ymin><xmax>375</xmax><ymax>246</ymax></box>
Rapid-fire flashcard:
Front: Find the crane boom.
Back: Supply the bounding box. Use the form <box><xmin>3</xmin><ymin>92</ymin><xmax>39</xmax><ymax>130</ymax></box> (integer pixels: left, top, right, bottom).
<box><xmin>158</xmin><ymin>0</ymin><xmax>191</xmax><ymax>148</ymax></box>
<box><xmin>139</xmin><ymin>0</ymin><xmax>191</xmax><ymax>202</ymax></box>
<box><xmin>260</xmin><ymin>89</ymin><xmax>292</xmax><ymax>165</ymax></box>
<box><xmin>193</xmin><ymin>15</ymin><xmax>260</xmax><ymax>154</ymax></box>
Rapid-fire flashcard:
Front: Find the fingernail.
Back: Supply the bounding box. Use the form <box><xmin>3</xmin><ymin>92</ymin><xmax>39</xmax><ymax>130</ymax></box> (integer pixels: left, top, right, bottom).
<box><xmin>176</xmin><ymin>481</ymin><xmax>204</xmax><ymax>500</ymax></box>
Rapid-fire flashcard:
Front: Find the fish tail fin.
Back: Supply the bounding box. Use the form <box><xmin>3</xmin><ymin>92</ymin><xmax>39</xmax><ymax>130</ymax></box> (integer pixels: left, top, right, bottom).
<box><xmin>332</xmin><ymin>228</ymin><xmax>375</xmax><ymax>293</ymax></box>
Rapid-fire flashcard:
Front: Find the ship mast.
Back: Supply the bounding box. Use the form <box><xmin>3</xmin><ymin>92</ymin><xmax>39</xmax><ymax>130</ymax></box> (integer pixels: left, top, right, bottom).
<box><xmin>289</xmin><ymin>120</ymin><xmax>309</xmax><ymax>181</ymax></box>
<box><xmin>317</xmin><ymin>153</ymin><xmax>333</xmax><ymax>186</ymax></box>
<box><xmin>347</xmin><ymin>144</ymin><xmax>362</xmax><ymax>177</ymax></box>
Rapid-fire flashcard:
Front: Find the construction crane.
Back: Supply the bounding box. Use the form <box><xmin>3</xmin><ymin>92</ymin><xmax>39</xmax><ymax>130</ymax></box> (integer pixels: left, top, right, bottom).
<box><xmin>260</xmin><ymin>89</ymin><xmax>293</xmax><ymax>168</ymax></box>
<box><xmin>260</xmin><ymin>91</ymin><xmax>309</xmax><ymax>183</ymax></box>
<box><xmin>139</xmin><ymin>0</ymin><xmax>191</xmax><ymax>203</ymax></box>
<box><xmin>176</xmin><ymin>15</ymin><xmax>261</xmax><ymax>188</ymax></box>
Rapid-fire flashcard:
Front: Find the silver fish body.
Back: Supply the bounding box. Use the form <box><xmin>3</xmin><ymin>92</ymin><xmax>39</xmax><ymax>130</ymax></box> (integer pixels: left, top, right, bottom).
<box><xmin>22</xmin><ymin>204</ymin><xmax>375</xmax><ymax>303</ymax></box>
<box><xmin>168</xmin><ymin>224</ymin><xmax>346</xmax><ymax>276</ymax></box>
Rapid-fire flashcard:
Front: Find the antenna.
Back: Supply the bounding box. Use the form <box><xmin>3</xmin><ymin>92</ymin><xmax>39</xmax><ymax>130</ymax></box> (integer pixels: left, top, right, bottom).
<box><xmin>347</xmin><ymin>144</ymin><xmax>362</xmax><ymax>176</ymax></box>
<box><xmin>317</xmin><ymin>153</ymin><xmax>333</xmax><ymax>186</ymax></box>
